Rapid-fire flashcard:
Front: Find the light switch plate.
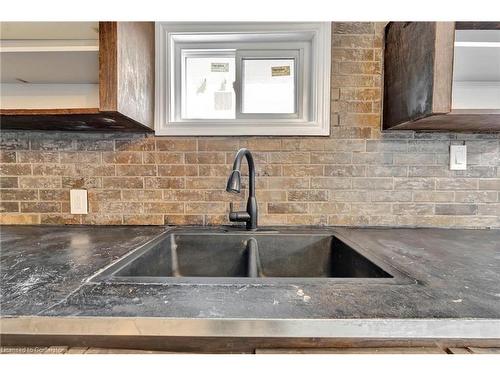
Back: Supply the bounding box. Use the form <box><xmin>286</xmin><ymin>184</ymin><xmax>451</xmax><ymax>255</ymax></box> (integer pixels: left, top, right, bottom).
<box><xmin>70</xmin><ymin>189</ymin><xmax>88</xmax><ymax>214</ymax></box>
<box><xmin>450</xmin><ymin>145</ymin><xmax>467</xmax><ymax>170</ymax></box>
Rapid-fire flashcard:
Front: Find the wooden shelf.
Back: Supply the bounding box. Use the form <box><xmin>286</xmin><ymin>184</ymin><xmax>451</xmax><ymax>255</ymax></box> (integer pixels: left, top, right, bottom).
<box><xmin>0</xmin><ymin>108</ymin><xmax>99</xmax><ymax>115</ymax></box>
<box><xmin>0</xmin><ymin>39</ymin><xmax>98</xmax><ymax>53</ymax></box>
<box><xmin>383</xmin><ymin>22</ymin><xmax>500</xmax><ymax>132</ymax></box>
<box><xmin>0</xmin><ymin>22</ymin><xmax>155</xmax><ymax>132</ymax></box>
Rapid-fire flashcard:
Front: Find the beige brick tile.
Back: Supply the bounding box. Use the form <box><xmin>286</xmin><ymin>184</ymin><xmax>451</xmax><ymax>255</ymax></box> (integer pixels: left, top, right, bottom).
<box><xmin>324</xmin><ymin>165</ymin><xmax>365</xmax><ymax>177</ymax></box>
<box><xmin>143</xmin><ymin>152</ymin><xmax>183</xmax><ymax>164</ymax></box>
<box><xmin>309</xmin><ymin>202</ymin><xmax>350</xmax><ymax>214</ymax></box>
<box><xmin>41</xmin><ymin>214</ymin><xmax>82</xmax><ymax>225</ymax></box>
<box><xmin>256</xmin><ymin>190</ymin><xmax>287</xmax><ymax>202</ymax></box>
<box><xmin>339</xmin><ymin>61</ymin><xmax>381</xmax><ymax>75</ymax></box>
<box><xmin>0</xmin><ymin>151</ymin><xmax>16</xmax><ymax>163</ymax></box>
<box><xmin>122</xmin><ymin>190</ymin><xmax>162</xmax><ymax>201</ymax></box>
<box><xmin>239</xmin><ymin>139</ymin><xmax>281</xmax><ymax>151</ymax></box>
<box><xmin>83</xmin><ymin>214</ymin><xmax>123</xmax><ymax>225</ymax></box>
<box><xmin>17</xmin><ymin>151</ymin><xmax>58</xmax><ymax>163</ymax></box>
<box><xmin>186</xmin><ymin>152</ymin><xmax>226</xmax><ymax>164</ymax></box>
<box><xmin>479</xmin><ymin>179</ymin><xmax>500</xmax><ymax>190</ymax></box>
<box><xmin>21</xmin><ymin>201</ymin><xmax>60</xmax><ymax>213</ymax></box>
<box><xmin>352</xmin><ymin>177</ymin><xmax>392</xmax><ymax>190</ymax></box>
<box><xmin>435</xmin><ymin>204</ymin><xmax>478</xmax><ymax>215</ymax></box>
<box><xmin>0</xmin><ymin>177</ymin><xmax>18</xmax><ymax>188</ymax></box>
<box><xmin>392</xmin><ymin>203</ymin><xmax>434</xmax><ymax>216</ymax></box>
<box><xmin>59</xmin><ymin>152</ymin><xmax>100</xmax><ymax>164</ymax></box>
<box><xmin>198</xmin><ymin>165</ymin><xmax>230</xmax><ymax>177</ymax></box>
<box><xmin>333</xmin><ymin>22</ymin><xmax>374</xmax><ymax>34</ymax></box>
<box><xmin>186</xmin><ymin>177</ymin><xmax>226</xmax><ymax>189</ymax></box>
<box><xmin>0</xmin><ymin>189</ymin><xmax>38</xmax><ymax>201</ymax></box>
<box><xmin>143</xmin><ymin>202</ymin><xmax>184</xmax><ymax>214</ymax></box>
<box><xmin>269</xmin><ymin>152</ymin><xmax>310</xmax><ymax>164</ymax></box>
<box><xmin>88</xmin><ymin>190</ymin><xmax>121</xmax><ymax>202</ymax></box>
<box><xmin>19</xmin><ymin>177</ymin><xmax>61</xmax><ymax>189</ymax></box>
<box><xmin>412</xmin><ymin>191</ymin><xmax>454</xmax><ymax>202</ymax></box>
<box><xmin>283</xmin><ymin>165</ymin><xmax>323</xmax><ymax>177</ymax></box>
<box><xmin>123</xmin><ymin>214</ymin><xmax>164</xmax><ymax>225</ymax></box>
<box><xmin>62</xmin><ymin>177</ymin><xmax>101</xmax><ymax>189</ymax></box>
<box><xmin>116</xmin><ymin>137</ymin><xmax>155</xmax><ymax>151</ymax></box>
<box><xmin>0</xmin><ymin>164</ymin><xmax>31</xmax><ymax>176</ymax></box>
<box><xmin>205</xmin><ymin>215</ymin><xmax>229</xmax><ymax>225</ymax></box>
<box><xmin>164</xmin><ymin>189</ymin><xmax>205</xmax><ymax>201</ymax></box>
<box><xmin>164</xmin><ymin>214</ymin><xmax>204</xmax><ymax>225</ymax></box>
<box><xmin>102</xmin><ymin>152</ymin><xmax>142</xmax><ymax>164</ymax></box>
<box><xmin>268</xmin><ymin>202</ymin><xmax>308</xmax><ymax>214</ymax></box>
<box><xmin>185</xmin><ymin>202</ymin><xmax>227</xmax><ymax>214</ymax></box>
<box><xmin>39</xmin><ymin>189</ymin><xmax>69</xmax><ymax>201</ymax></box>
<box><xmin>268</xmin><ymin>177</ymin><xmax>309</xmax><ymax>190</ymax></box>
<box><xmin>0</xmin><ymin>201</ymin><xmax>19</xmax><ymax>213</ymax></box>
<box><xmin>156</xmin><ymin>139</ymin><xmax>196</xmax><ymax>151</ymax></box>
<box><xmin>310</xmin><ymin>152</ymin><xmax>352</xmax><ymax>164</ymax></box>
<box><xmin>370</xmin><ymin>191</ymin><xmax>412</xmax><ymax>202</ymax></box>
<box><xmin>198</xmin><ymin>139</ymin><xmax>239</xmax><ymax>151</ymax></box>
<box><xmin>103</xmin><ymin>177</ymin><xmax>144</xmax><ymax>189</ymax></box>
<box><xmin>311</xmin><ymin>177</ymin><xmax>351</xmax><ymax>190</ymax></box>
<box><xmin>116</xmin><ymin>164</ymin><xmax>156</xmax><ymax>176</ymax></box>
<box><xmin>159</xmin><ymin>165</ymin><xmax>197</xmax><ymax>177</ymax></box>
<box><xmin>288</xmin><ymin>190</ymin><xmax>328</xmax><ymax>202</ymax></box>
<box><xmin>394</xmin><ymin>178</ymin><xmax>435</xmax><ymax>190</ymax></box>
<box><xmin>286</xmin><ymin>215</ymin><xmax>328</xmax><ymax>225</ymax></box>
<box><xmin>0</xmin><ymin>213</ymin><xmax>40</xmax><ymax>224</ymax></box>
<box><xmin>330</xmin><ymin>190</ymin><xmax>369</xmax><ymax>202</ymax></box>
<box><xmin>455</xmin><ymin>191</ymin><xmax>498</xmax><ymax>203</ymax></box>
<box><xmin>351</xmin><ymin>203</ymin><xmax>391</xmax><ymax>215</ymax></box>
<box><xmin>436</xmin><ymin>178</ymin><xmax>478</xmax><ymax>190</ymax></box>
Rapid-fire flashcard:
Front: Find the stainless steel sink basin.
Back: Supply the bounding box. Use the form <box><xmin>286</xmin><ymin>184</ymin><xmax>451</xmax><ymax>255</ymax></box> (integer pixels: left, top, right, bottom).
<box><xmin>91</xmin><ymin>228</ymin><xmax>409</xmax><ymax>285</ymax></box>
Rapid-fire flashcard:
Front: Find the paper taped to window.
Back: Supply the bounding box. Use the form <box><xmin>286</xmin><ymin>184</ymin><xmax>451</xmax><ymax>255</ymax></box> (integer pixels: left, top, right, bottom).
<box><xmin>271</xmin><ymin>65</ymin><xmax>291</xmax><ymax>76</ymax></box>
<box><xmin>211</xmin><ymin>62</ymin><xmax>230</xmax><ymax>72</ymax></box>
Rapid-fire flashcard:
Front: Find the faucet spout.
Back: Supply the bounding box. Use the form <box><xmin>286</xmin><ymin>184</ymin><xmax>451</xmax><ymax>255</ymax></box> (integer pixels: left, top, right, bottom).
<box><xmin>226</xmin><ymin>148</ymin><xmax>258</xmax><ymax>230</ymax></box>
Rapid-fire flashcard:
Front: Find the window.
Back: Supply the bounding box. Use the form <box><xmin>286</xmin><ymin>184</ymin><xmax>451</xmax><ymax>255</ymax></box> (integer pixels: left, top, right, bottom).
<box><xmin>155</xmin><ymin>22</ymin><xmax>331</xmax><ymax>136</ymax></box>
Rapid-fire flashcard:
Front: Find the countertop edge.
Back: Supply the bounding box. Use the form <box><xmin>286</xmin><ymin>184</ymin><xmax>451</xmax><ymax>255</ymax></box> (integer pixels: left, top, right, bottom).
<box><xmin>2</xmin><ymin>316</ymin><xmax>500</xmax><ymax>339</ymax></box>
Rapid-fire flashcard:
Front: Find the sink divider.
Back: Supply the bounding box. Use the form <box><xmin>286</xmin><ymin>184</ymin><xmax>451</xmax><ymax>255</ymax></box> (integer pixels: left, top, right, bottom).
<box><xmin>170</xmin><ymin>235</ymin><xmax>181</xmax><ymax>277</ymax></box>
<box><xmin>246</xmin><ymin>237</ymin><xmax>263</xmax><ymax>278</ymax></box>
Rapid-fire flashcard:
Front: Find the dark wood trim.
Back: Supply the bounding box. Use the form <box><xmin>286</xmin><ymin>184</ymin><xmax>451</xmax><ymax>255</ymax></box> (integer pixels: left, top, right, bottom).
<box><xmin>384</xmin><ymin>113</ymin><xmax>500</xmax><ymax>132</ymax></box>
<box><xmin>455</xmin><ymin>22</ymin><xmax>500</xmax><ymax>30</ymax></box>
<box><xmin>0</xmin><ymin>111</ymin><xmax>154</xmax><ymax>132</ymax></box>
<box><xmin>450</xmin><ymin>109</ymin><xmax>500</xmax><ymax>115</ymax></box>
<box><xmin>98</xmin><ymin>21</ymin><xmax>118</xmax><ymax>112</ymax></box>
<box><xmin>0</xmin><ymin>108</ymin><xmax>100</xmax><ymax>116</ymax></box>
<box><xmin>383</xmin><ymin>22</ymin><xmax>455</xmax><ymax>130</ymax></box>
<box><xmin>2</xmin><ymin>334</ymin><xmax>500</xmax><ymax>354</ymax></box>
<box><xmin>432</xmin><ymin>22</ymin><xmax>455</xmax><ymax>114</ymax></box>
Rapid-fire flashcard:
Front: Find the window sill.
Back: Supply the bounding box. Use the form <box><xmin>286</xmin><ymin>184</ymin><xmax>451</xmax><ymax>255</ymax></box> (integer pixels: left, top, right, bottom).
<box><xmin>155</xmin><ymin>121</ymin><xmax>330</xmax><ymax>136</ymax></box>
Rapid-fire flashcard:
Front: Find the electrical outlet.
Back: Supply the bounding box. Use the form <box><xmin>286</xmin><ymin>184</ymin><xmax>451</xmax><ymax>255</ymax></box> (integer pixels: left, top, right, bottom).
<box><xmin>450</xmin><ymin>145</ymin><xmax>467</xmax><ymax>170</ymax></box>
<box><xmin>70</xmin><ymin>189</ymin><xmax>88</xmax><ymax>214</ymax></box>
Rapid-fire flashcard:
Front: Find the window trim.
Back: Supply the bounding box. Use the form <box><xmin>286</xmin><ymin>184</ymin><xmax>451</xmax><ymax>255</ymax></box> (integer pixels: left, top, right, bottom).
<box><xmin>155</xmin><ymin>22</ymin><xmax>331</xmax><ymax>136</ymax></box>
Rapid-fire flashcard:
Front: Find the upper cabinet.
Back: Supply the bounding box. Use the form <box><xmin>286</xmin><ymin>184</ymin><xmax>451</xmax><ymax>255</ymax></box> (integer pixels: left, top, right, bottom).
<box><xmin>0</xmin><ymin>22</ymin><xmax>155</xmax><ymax>132</ymax></box>
<box><xmin>383</xmin><ymin>22</ymin><xmax>500</xmax><ymax>132</ymax></box>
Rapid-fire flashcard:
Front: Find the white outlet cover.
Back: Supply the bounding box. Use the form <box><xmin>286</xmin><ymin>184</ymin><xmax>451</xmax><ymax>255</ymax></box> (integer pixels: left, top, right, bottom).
<box><xmin>450</xmin><ymin>145</ymin><xmax>467</xmax><ymax>170</ymax></box>
<box><xmin>70</xmin><ymin>189</ymin><xmax>88</xmax><ymax>214</ymax></box>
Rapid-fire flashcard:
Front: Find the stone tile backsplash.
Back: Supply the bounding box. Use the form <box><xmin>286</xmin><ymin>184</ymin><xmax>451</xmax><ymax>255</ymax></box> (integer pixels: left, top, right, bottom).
<box><xmin>1</xmin><ymin>22</ymin><xmax>499</xmax><ymax>228</ymax></box>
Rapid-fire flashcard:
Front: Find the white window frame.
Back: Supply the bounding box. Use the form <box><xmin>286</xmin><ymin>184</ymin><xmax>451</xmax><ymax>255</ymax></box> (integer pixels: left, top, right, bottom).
<box><xmin>155</xmin><ymin>22</ymin><xmax>331</xmax><ymax>136</ymax></box>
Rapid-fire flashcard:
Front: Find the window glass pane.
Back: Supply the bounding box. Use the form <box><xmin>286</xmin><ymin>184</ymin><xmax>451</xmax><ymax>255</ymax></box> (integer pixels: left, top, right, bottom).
<box><xmin>242</xmin><ymin>58</ymin><xmax>295</xmax><ymax>114</ymax></box>
<box><xmin>182</xmin><ymin>55</ymin><xmax>235</xmax><ymax>119</ymax></box>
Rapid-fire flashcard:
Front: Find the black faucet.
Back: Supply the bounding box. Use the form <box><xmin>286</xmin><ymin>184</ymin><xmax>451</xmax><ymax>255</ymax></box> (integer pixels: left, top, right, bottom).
<box><xmin>226</xmin><ymin>148</ymin><xmax>258</xmax><ymax>230</ymax></box>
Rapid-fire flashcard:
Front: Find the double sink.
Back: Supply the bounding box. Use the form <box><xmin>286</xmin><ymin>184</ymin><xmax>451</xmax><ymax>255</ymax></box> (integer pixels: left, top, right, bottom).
<box><xmin>91</xmin><ymin>228</ymin><xmax>410</xmax><ymax>285</ymax></box>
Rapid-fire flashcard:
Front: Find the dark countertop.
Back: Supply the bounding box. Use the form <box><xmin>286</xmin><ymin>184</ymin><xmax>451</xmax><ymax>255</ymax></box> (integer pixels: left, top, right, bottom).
<box><xmin>1</xmin><ymin>225</ymin><xmax>499</xmax><ymax>321</ymax></box>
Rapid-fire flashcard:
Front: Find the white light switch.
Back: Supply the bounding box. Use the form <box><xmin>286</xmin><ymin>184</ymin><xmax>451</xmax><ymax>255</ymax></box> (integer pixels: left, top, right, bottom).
<box><xmin>450</xmin><ymin>145</ymin><xmax>467</xmax><ymax>170</ymax></box>
<box><xmin>70</xmin><ymin>189</ymin><xmax>88</xmax><ymax>214</ymax></box>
